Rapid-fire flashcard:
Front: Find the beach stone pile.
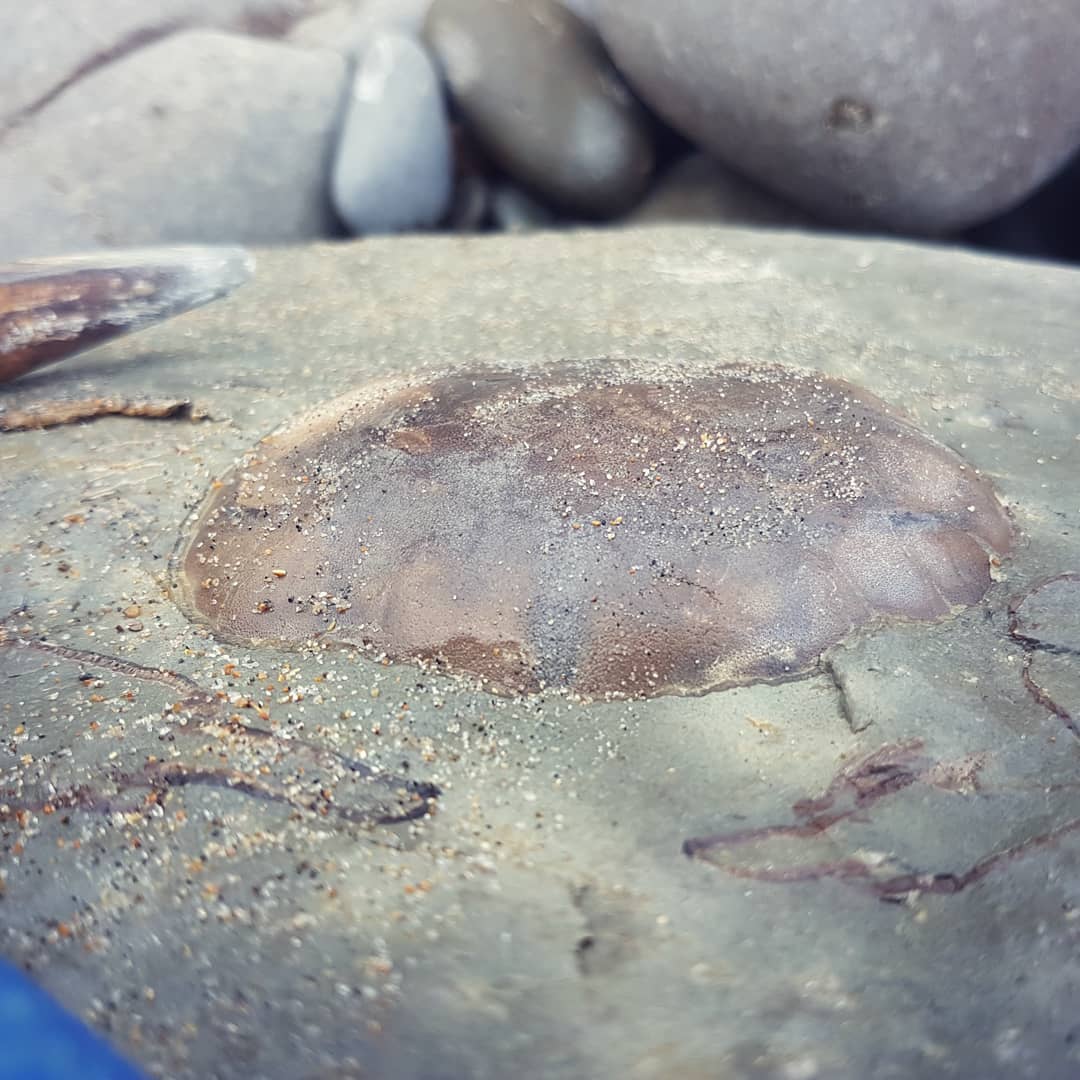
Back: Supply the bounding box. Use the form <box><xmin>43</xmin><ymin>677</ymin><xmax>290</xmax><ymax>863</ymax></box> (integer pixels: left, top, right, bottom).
<box><xmin>1</xmin><ymin>0</ymin><xmax>1079</xmax><ymax>259</ymax></box>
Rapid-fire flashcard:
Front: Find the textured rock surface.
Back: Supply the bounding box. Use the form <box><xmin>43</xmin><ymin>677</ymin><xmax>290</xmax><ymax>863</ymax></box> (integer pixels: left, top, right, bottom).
<box><xmin>424</xmin><ymin>0</ymin><xmax>654</xmax><ymax>217</ymax></box>
<box><xmin>0</xmin><ymin>30</ymin><xmax>347</xmax><ymax>259</ymax></box>
<box><xmin>331</xmin><ymin>33</ymin><xmax>452</xmax><ymax>234</ymax></box>
<box><xmin>591</xmin><ymin>0</ymin><xmax>1080</xmax><ymax>232</ymax></box>
<box><xmin>2</xmin><ymin>227</ymin><xmax>1080</xmax><ymax>1079</ymax></box>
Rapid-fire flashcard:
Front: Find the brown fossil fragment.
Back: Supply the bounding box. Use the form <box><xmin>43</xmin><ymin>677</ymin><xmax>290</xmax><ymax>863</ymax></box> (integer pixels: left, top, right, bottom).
<box><xmin>0</xmin><ymin>245</ymin><xmax>253</xmax><ymax>384</ymax></box>
<box><xmin>0</xmin><ymin>396</ymin><xmax>205</xmax><ymax>431</ymax></box>
<box><xmin>683</xmin><ymin>741</ymin><xmax>1080</xmax><ymax>900</ymax></box>
<box><xmin>177</xmin><ymin>361</ymin><xmax>1014</xmax><ymax>699</ymax></box>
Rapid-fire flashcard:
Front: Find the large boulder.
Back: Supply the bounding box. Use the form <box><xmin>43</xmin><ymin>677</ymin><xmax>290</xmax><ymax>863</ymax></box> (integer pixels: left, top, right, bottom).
<box><xmin>0</xmin><ymin>30</ymin><xmax>346</xmax><ymax>259</ymax></box>
<box><xmin>590</xmin><ymin>0</ymin><xmax>1080</xmax><ymax>232</ymax></box>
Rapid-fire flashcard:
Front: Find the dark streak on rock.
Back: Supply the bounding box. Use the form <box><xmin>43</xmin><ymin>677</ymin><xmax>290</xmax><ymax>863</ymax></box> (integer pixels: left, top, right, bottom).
<box><xmin>1009</xmin><ymin>572</ymin><xmax>1080</xmax><ymax>739</ymax></box>
<box><xmin>821</xmin><ymin>657</ymin><xmax>869</xmax><ymax>733</ymax></box>
<box><xmin>683</xmin><ymin>741</ymin><xmax>1078</xmax><ymax>899</ymax></box>
<box><xmin>1</xmin><ymin>23</ymin><xmax>185</xmax><ymax>142</ymax></box>
<box><xmin>1018</xmin><ymin>654</ymin><xmax>1079</xmax><ymax>739</ymax></box>
<box><xmin>569</xmin><ymin>882</ymin><xmax>640</xmax><ymax>977</ymax></box>
<box><xmin>790</xmin><ymin>739</ymin><xmax>927</xmax><ymax>819</ymax></box>
<box><xmin>0</xmin><ymin>4</ymin><xmax>330</xmax><ymax>143</ymax></box>
<box><xmin>0</xmin><ymin>631</ymin><xmax>439</xmax><ymax>826</ymax></box>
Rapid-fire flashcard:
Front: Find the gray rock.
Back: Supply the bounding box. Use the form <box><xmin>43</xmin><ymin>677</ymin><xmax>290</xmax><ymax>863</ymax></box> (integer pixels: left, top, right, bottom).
<box><xmin>287</xmin><ymin>0</ymin><xmax>433</xmax><ymax>56</ymax></box>
<box><xmin>424</xmin><ymin>0</ymin><xmax>654</xmax><ymax>218</ymax></box>
<box><xmin>590</xmin><ymin>0</ymin><xmax>1080</xmax><ymax>232</ymax></box>
<box><xmin>331</xmin><ymin>33</ymin><xmax>452</xmax><ymax>234</ymax></box>
<box><xmin>560</xmin><ymin>0</ymin><xmax>598</xmax><ymax>22</ymax></box>
<box><xmin>0</xmin><ymin>30</ymin><xmax>347</xmax><ymax>259</ymax></box>
<box><xmin>3</xmin><ymin>226</ymin><xmax>1080</xmax><ymax>1079</ymax></box>
<box><xmin>490</xmin><ymin>182</ymin><xmax>557</xmax><ymax>231</ymax></box>
<box><xmin>629</xmin><ymin>153</ymin><xmax>817</xmax><ymax>228</ymax></box>
<box><xmin>0</xmin><ymin>0</ymin><xmax>332</xmax><ymax>132</ymax></box>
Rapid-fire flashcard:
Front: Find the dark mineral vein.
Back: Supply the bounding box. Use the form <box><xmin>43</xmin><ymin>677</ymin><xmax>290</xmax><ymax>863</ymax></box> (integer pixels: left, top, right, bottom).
<box><xmin>684</xmin><ymin>740</ymin><xmax>1080</xmax><ymax>899</ymax></box>
<box><xmin>0</xmin><ymin>631</ymin><xmax>438</xmax><ymax>826</ymax></box>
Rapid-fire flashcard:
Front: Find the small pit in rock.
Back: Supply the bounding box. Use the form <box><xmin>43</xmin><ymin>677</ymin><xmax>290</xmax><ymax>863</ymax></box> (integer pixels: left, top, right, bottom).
<box><xmin>176</xmin><ymin>360</ymin><xmax>1013</xmax><ymax>698</ymax></box>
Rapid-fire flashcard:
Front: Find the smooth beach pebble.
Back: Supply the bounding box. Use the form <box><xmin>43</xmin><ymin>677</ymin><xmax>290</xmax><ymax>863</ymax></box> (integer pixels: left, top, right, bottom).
<box><xmin>423</xmin><ymin>0</ymin><xmax>655</xmax><ymax>217</ymax></box>
<box><xmin>331</xmin><ymin>32</ymin><xmax>453</xmax><ymax>235</ymax></box>
<box><xmin>178</xmin><ymin>360</ymin><xmax>1013</xmax><ymax>700</ymax></box>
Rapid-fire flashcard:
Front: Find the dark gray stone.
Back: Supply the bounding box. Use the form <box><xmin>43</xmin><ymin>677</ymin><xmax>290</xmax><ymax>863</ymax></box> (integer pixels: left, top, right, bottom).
<box><xmin>591</xmin><ymin>0</ymin><xmax>1080</xmax><ymax>232</ymax></box>
<box><xmin>0</xmin><ymin>30</ymin><xmax>347</xmax><ymax>259</ymax></box>
<box><xmin>444</xmin><ymin>171</ymin><xmax>491</xmax><ymax>230</ymax></box>
<box><xmin>424</xmin><ymin>0</ymin><xmax>655</xmax><ymax>218</ymax></box>
<box><xmin>630</xmin><ymin>153</ymin><xmax>817</xmax><ymax>228</ymax></box>
<box><xmin>331</xmin><ymin>33</ymin><xmax>452</xmax><ymax>234</ymax></box>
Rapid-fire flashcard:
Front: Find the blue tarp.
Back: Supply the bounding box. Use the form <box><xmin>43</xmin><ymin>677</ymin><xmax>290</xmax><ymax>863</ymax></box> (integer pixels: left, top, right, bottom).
<box><xmin>0</xmin><ymin>961</ymin><xmax>144</xmax><ymax>1080</ymax></box>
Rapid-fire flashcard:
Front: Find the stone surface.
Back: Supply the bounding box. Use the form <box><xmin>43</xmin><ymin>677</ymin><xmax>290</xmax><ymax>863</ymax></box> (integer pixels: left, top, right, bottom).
<box><xmin>424</xmin><ymin>0</ymin><xmax>654</xmax><ymax>218</ymax></box>
<box><xmin>0</xmin><ymin>0</ymin><xmax>332</xmax><ymax>132</ymax></box>
<box><xmin>590</xmin><ymin>0</ymin><xmax>1080</xmax><ymax>232</ymax></box>
<box><xmin>331</xmin><ymin>33</ymin><xmax>452</xmax><ymax>234</ymax></box>
<box><xmin>2</xmin><ymin>226</ymin><xmax>1080</xmax><ymax>1079</ymax></box>
<box><xmin>288</xmin><ymin>0</ymin><xmax>433</xmax><ymax>55</ymax></box>
<box><xmin>630</xmin><ymin>153</ymin><xmax>817</xmax><ymax>228</ymax></box>
<box><xmin>0</xmin><ymin>30</ymin><xmax>347</xmax><ymax>260</ymax></box>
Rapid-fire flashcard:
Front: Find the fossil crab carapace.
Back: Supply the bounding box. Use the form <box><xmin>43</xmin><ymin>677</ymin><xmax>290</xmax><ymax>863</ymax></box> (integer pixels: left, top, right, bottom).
<box><xmin>177</xmin><ymin>361</ymin><xmax>1013</xmax><ymax>698</ymax></box>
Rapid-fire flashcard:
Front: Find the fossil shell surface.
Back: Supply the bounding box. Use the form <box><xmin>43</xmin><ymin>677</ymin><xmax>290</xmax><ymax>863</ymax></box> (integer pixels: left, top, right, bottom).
<box><xmin>178</xmin><ymin>360</ymin><xmax>1013</xmax><ymax>698</ymax></box>
<box><xmin>0</xmin><ymin>246</ymin><xmax>253</xmax><ymax>384</ymax></box>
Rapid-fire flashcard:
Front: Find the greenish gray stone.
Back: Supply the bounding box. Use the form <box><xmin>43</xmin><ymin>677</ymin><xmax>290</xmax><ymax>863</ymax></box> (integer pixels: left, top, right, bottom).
<box><xmin>1</xmin><ymin>226</ymin><xmax>1079</xmax><ymax>1079</ymax></box>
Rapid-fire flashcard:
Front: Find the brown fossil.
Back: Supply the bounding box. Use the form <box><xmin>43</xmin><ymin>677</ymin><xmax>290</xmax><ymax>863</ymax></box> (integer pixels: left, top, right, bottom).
<box><xmin>0</xmin><ymin>246</ymin><xmax>253</xmax><ymax>384</ymax></box>
<box><xmin>177</xmin><ymin>361</ymin><xmax>1013</xmax><ymax>699</ymax></box>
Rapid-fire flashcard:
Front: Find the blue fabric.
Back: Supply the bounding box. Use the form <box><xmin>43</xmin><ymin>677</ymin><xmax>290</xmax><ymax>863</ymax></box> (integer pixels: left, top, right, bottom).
<box><xmin>0</xmin><ymin>961</ymin><xmax>145</xmax><ymax>1080</ymax></box>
